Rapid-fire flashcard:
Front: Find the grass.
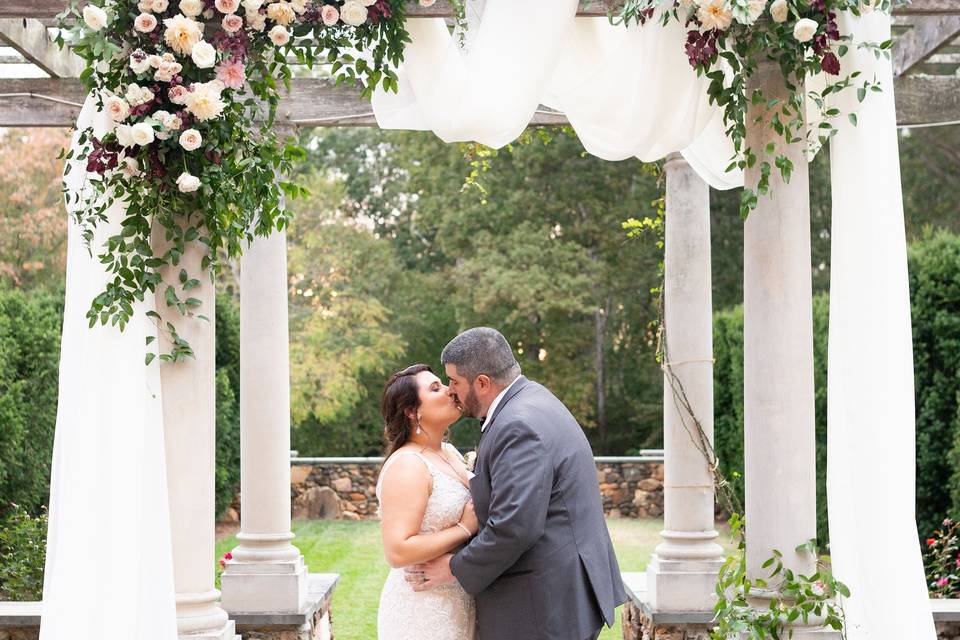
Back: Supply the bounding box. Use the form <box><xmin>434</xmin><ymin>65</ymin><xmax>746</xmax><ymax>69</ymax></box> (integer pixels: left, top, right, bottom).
<box><xmin>216</xmin><ymin>518</ymin><xmax>733</xmax><ymax>640</ymax></box>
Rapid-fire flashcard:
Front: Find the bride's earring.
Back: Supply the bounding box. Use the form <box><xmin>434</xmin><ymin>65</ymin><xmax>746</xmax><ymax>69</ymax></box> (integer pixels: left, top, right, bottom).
<box><xmin>415</xmin><ymin>414</ymin><xmax>423</xmax><ymax>435</ymax></box>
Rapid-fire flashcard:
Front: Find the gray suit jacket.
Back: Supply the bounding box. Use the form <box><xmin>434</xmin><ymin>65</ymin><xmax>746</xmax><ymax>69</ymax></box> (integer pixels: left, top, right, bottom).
<box><xmin>449</xmin><ymin>376</ymin><xmax>628</xmax><ymax>640</ymax></box>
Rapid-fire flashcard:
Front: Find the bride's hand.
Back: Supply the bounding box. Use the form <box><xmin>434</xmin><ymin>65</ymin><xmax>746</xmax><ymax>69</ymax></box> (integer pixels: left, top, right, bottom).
<box><xmin>459</xmin><ymin>500</ymin><xmax>478</xmax><ymax>535</ymax></box>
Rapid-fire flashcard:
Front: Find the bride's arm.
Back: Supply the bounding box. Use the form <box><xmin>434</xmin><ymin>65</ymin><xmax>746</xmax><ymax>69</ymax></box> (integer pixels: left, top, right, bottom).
<box><xmin>379</xmin><ymin>455</ymin><xmax>476</xmax><ymax>569</ymax></box>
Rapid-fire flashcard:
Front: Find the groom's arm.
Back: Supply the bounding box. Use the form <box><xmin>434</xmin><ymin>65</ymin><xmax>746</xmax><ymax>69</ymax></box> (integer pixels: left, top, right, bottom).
<box><xmin>449</xmin><ymin>419</ymin><xmax>553</xmax><ymax>595</ymax></box>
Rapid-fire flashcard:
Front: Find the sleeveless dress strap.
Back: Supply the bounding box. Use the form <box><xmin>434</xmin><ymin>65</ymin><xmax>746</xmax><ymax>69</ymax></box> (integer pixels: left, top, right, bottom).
<box><xmin>376</xmin><ymin>450</ymin><xmax>434</xmax><ymax>501</ymax></box>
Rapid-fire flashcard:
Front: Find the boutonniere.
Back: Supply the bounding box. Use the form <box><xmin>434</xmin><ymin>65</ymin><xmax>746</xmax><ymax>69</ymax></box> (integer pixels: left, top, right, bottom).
<box><xmin>464</xmin><ymin>450</ymin><xmax>477</xmax><ymax>473</ymax></box>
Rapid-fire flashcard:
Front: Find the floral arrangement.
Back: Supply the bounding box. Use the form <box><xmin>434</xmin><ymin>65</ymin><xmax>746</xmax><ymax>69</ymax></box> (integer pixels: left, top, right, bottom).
<box><xmin>925</xmin><ymin>518</ymin><xmax>960</xmax><ymax>598</ymax></box>
<box><xmin>55</xmin><ymin>0</ymin><xmax>414</xmax><ymax>361</ymax></box>
<box><xmin>614</xmin><ymin>0</ymin><xmax>891</xmax><ymax>217</ymax></box>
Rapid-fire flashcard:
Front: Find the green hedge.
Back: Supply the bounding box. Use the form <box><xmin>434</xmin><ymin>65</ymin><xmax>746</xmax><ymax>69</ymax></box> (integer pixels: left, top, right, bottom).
<box><xmin>0</xmin><ymin>288</ymin><xmax>241</xmax><ymax>521</ymax></box>
<box><xmin>715</xmin><ymin>230</ymin><xmax>960</xmax><ymax>543</ymax></box>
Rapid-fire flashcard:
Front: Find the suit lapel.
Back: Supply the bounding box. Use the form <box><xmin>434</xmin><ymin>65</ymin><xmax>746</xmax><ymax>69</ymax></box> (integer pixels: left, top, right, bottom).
<box><xmin>476</xmin><ymin>376</ymin><xmax>529</xmax><ymax>461</ymax></box>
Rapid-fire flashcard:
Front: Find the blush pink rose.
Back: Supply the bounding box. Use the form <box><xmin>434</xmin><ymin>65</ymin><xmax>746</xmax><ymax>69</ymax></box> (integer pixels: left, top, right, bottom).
<box><xmin>320</xmin><ymin>4</ymin><xmax>339</xmax><ymax>25</ymax></box>
<box><xmin>215</xmin><ymin>0</ymin><xmax>240</xmax><ymax>13</ymax></box>
<box><xmin>221</xmin><ymin>13</ymin><xmax>244</xmax><ymax>32</ymax></box>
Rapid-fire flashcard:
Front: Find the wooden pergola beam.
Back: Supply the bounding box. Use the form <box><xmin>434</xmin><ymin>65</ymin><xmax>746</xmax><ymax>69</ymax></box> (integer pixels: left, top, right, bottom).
<box><xmin>893</xmin><ymin>14</ymin><xmax>960</xmax><ymax>74</ymax></box>
<box><xmin>0</xmin><ymin>18</ymin><xmax>84</xmax><ymax>77</ymax></box>
<box><xmin>0</xmin><ymin>75</ymin><xmax>955</xmax><ymax>128</ymax></box>
<box><xmin>2</xmin><ymin>0</ymin><xmax>957</xmax><ymax>19</ymax></box>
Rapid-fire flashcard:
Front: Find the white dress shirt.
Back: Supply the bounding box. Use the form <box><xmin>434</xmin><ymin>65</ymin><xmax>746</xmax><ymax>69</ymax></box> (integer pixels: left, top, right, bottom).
<box><xmin>480</xmin><ymin>374</ymin><xmax>521</xmax><ymax>432</ymax></box>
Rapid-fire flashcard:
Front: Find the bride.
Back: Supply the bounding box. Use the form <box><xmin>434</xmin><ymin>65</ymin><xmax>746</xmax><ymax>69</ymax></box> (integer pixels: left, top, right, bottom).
<box><xmin>376</xmin><ymin>364</ymin><xmax>478</xmax><ymax>640</ymax></box>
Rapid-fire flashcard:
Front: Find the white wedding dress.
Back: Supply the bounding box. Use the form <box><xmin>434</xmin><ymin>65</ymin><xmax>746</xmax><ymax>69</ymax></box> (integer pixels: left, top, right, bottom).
<box><xmin>376</xmin><ymin>446</ymin><xmax>477</xmax><ymax>640</ymax></box>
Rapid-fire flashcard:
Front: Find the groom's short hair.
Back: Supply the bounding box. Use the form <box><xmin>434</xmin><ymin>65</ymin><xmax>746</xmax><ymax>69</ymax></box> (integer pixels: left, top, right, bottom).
<box><xmin>441</xmin><ymin>327</ymin><xmax>521</xmax><ymax>385</ymax></box>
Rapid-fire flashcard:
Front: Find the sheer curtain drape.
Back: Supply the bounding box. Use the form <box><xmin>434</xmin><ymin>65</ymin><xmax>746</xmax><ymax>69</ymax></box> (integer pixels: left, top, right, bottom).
<box><xmin>372</xmin><ymin>0</ymin><xmax>741</xmax><ymax>190</ymax></box>
<box><xmin>41</xmin><ymin>95</ymin><xmax>178</xmax><ymax>640</ymax></box>
<box><xmin>826</xmin><ymin>10</ymin><xmax>936</xmax><ymax>639</ymax></box>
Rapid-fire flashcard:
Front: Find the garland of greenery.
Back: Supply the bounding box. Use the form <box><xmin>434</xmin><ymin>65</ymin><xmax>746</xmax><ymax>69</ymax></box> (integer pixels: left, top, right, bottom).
<box><xmin>614</xmin><ymin>0</ymin><xmax>891</xmax><ymax>218</ymax></box>
<box><xmin>56</xmin><ymin>0</ymin><xmax>418</xmax><ymax>361</ymax></box>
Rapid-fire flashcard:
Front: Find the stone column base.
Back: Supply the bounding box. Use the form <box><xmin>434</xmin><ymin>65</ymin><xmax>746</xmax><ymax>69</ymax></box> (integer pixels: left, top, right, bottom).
<box><xmin>179</xmin><ymin>619</ymin><xmax>239</xmax><ymax>640</ymax></box>
<box><xmin>221</xmin><ymin>555</ymin><xmax>308</xmax><ymax>614</ymax></box>
<box><xmin>230</xmin><ymin>573</ymin><xmax>339</xmax><ymax>640</ymax></box>
<box><xmin>645</xmin><ymin>554</ymin><xmax>723</xmax><ymax>611</ymax></box>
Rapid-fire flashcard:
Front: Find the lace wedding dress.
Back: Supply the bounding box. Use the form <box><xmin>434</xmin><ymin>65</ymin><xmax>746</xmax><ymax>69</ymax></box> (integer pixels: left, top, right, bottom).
<box><xmin>376</xmin><ymin>447</ymin><xmax>476</xmax><ymax>640</ymax></box>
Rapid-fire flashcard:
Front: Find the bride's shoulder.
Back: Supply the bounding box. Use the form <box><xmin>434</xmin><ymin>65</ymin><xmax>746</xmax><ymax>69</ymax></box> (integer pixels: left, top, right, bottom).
<box><xmin>379</xmin><ymin>448</ymin><xmax>431</xmax><ymax>481</ymax></box>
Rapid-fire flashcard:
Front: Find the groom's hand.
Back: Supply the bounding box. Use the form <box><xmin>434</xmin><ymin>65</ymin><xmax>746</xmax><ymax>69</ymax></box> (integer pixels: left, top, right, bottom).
<box><xmin>405</xmin><ymin>553</ymin><xmax>456</xmax><ymax>592</ymax></box>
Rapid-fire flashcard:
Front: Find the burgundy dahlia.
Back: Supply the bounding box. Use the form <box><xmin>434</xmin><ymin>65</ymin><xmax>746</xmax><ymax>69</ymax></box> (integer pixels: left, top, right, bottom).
<box><xmin>820</xmin><ymin>51</ymin><xmax>840</xmax><ymax>75</ymax></box>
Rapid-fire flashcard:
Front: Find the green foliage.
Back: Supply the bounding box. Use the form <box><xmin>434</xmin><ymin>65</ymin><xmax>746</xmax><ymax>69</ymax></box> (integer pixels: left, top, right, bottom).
<box><xmin>0</xmin><ymin>504</ymin><xmax>47</xmax><ymax>601</ymax></box>
<box><xmin>214</xmin><ymin>294</ymin><xmax>241</xmax><ymax>519</ymax></box>
<box><xmin>0</xmin><ymin>288</ymin><xmax>63</xmax><ymax>519</ymax></box>
<box><xmin>913</xmin><ymin>231</ymin><xmax>960</xmax><ymax>538</ymax></box>
<box><xmin>924</xmin><ymin>517</ymin><xmax>960</xmax><ymax>598</ymax></box>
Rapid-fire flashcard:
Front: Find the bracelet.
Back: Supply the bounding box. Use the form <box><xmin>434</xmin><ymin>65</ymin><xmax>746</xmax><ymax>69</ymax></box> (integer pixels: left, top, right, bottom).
<box><xmin>455</xmin><ymin>522</ymin><xmax>473</xmax><ymax>538</ymax></box>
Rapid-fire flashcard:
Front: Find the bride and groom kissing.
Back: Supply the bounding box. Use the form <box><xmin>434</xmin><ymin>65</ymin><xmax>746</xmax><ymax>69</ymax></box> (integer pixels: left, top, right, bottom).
<box><xmin>375</xmin><ymin>327</ymin><xmax>627</xmax><ymax>640</ymax></box>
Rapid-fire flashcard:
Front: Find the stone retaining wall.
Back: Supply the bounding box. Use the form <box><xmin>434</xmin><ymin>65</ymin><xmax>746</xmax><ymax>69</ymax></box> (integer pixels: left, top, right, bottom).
<box><xmin>223</xmin><ymin>456</ymin><xmax>666</xmax><ymax>523</ymax></box>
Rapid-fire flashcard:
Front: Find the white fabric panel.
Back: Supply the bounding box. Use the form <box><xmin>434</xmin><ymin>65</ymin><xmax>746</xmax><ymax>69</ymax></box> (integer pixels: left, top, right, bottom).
<box><xmin>41</xmin><ymin>94</ymin><xmax>178</xmax><ymax>640</ymax></box>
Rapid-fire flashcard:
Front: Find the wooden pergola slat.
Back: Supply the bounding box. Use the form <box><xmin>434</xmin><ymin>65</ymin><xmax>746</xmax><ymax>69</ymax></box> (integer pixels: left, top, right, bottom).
<box><xmin>3</xmin><ymin>0</ymin><xmax>958</xmax><ymax>19</ymax></box>
<box><xmin>0</xmin><ymin>75</ymin><xmax>956</xmax><ymax>128</ymax></box>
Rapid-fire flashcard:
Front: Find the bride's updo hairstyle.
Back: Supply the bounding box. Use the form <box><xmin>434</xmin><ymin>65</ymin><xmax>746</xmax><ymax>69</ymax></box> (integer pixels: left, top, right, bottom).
<box><xmin>381</xmin><ymin>364</ymin><xmax>432</xmax><ymax>458</ymax></box>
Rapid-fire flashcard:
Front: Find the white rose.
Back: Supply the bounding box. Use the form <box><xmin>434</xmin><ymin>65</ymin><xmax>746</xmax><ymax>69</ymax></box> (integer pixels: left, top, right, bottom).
<box><xmin>115</xmin><ymin>124</ymin><xmax>135</xmax><ymax>147</ymax></box>
<box><xmin>191</xmin><ymin>40</ymin><xmax>217</xmax><ymax>68</ymax></box>
<box><xmin>339</xmin><ymin>0</ymin><xmax>367</xmax><ymax>26</ymax></box>
<box><xmin>162</xmin><ymin>112</ymin><xmax>183</xmax><ymax>130</ymax></box>
<box><xmin>179</xmin><ymin>0</ymin><xmax>203</xmax><ymax>16</ymax></box>
<box><xmin>179</xmin><ymin>128</ymin><xmax>203</xmax><ymax>151</ymax></box>
<box><xmin>120</xmin><ymin>157</ymin><xmax>140</xmax><ymax>179</ymax></box>
<box><xmin>291</xmin><ymin>0</ymin><xmax>309</xmax><ymax>13</ymax></box>
<box><xmin>177</xmin><ymin>172</ymin><xmax>201</xmax><ymax>193</ymax></box>
<box><xmin>138</xmin><ymin>0</ymin><xmax>154</xmax><ymax>12</ymax></box>
<box><xmin>153</xmin><ymin>0</ymin><xmax>170</xmax><ymax>11</ymax></box>
<box><xmin>131</xmin><ymin>122</ymin><xmax>156</xmax><ymax>146</ymax></box>
<box><xmin>130</xmin><ymin>54</ymin><xmax>151</xmax><ymax>75</ymax></box>
<box><xmin>247</xmin><ymin>12</ymin><xmax>267</xmax><ymax>30</ymax></box>
<box><xmin>359</xmin><ymin>0</ymin><xmax>375</xmax><ymax>5</ymax></box>
<box><xmin>104</xmin><ymin>96</ymin><xmax>130</xmax><ymax>121</ymax></box>
<box><xmin>82</xmin><ymin>5</ymin><xmax>109</xmax><ymax>31</ymax></box>
<box><xmin>419</xmin><ymin>0</ymin><xmax>437</xmax><ymax>6</ymax></box>
<box><xmin>268</xmin><ymin>25</ymin><xmax>290</xmax><ymax>46</ymax></box>
<box><xmin>793</xmin><ymin>17</ymin><xmax>818</xmax><ymax>42</ymax></box>
<box><xmin>243</xmin><ymin>0</ymin><xmax>264</xmax><ymax>10</ymax></box>
<box><xmin>769</xmin><ymin>0</ymin><xmax>788</xmax><ymax>23</ymax></box>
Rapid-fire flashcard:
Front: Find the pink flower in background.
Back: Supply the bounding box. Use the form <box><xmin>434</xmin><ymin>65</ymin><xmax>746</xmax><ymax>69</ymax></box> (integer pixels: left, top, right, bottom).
<box><xmin>938</xmin><ymin>578</ymin><xmax>950</xmax><ymax>588</ymax></box>
<box><xmin>134</xmin><ymin>13</ymin><xmax>159</xmax><ymax>33</ymax></box>
<box><xmin>215</xmin><ymin>0</ymin><xmax>240</xmax><ymax>13</ymax></box>
<box><xmin>321</xmin><ymin>4</ymin><xmax>339</xmax><ymax>25</ymax></box>
<box><xmin>216</xmin><ymin>59</ymin><xmax>246</xmax><ymax>89</ymax></box>
<box><xmin>222</xmin><ymin>13</ymin><xmax>244</xmax><ymax>32</ymax></box>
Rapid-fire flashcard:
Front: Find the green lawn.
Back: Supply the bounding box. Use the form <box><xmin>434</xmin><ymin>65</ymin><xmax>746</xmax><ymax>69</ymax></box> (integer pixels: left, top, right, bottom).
<box><xmin>216</xmin><ymin>518</ymin><xmax>732</xmax><ymax>640</ymax></box>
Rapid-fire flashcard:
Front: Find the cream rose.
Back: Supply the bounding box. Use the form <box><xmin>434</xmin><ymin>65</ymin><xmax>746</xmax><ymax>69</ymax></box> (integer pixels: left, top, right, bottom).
<box><xmin>185</xmin><ymin>81</ymin><xmax>226</xmax><ymax>120</ymax></box>
<box><xmin>339</xmin><ymin>0</ymin><xmax>367</xmax><ymax>26</ymax></box>
<box><xmin>247</xmin><ymin>12</ymin><xmax>267</xmax><ymax>30</ymax></box>
<box><xmin>291</xmin><ymin>0</ymin><xmax>308</xmax><ymax>13</ymax></box>
<box><xmin>104</xmin><ymin>96</ymin><xmax>130</xmax><ymax>122</ymax></box>
<box><xmin>267</xmin><ymin>2</ymin><xmax>296</xmax><ymax>25</ymax></box>
<box><xmin>359</xmin><ymin>0</ymin><xmax>375</xmax><ymax>6</ymax></box>
<box><xmin>115</xmin><ymin>124</ymin><xmax>135</xmax><ymax>147</ymax></box>
<box><xmin>152</xmin><ymin>0</ymin><xmax>170</xmax><ymax>11</ymax></box>
<box><xmin>215</xmin><ymin>0</ymin><xmax>240</xmax><ymax>12</ymax></box>
<box><xmin>243</xmin><ymin>0</ymin><xmax>264</xmax><ymax>10</ymax></box>
<box><xmin>82</xmin><ymin>5</ymin><xmax>109</xmax><ymax>30</ymax></box>
<box><xmin>177</xmin><ymin>172</ymin><xmax>201</xmax><ymax>193</ymax></box>
<box><xmin>697</xmin><ymin>0</ymin><xmax>733</xmax><ymax>30</ymax></box>
<box><xmin>320</xmin><ymin>4</ymin><xmax>339</xmax><ymax>25</ymax></box>
<box><xmin>179</xmin><ymin>0</ymin><xmax>203</xmax><ymax>16</ymax></box>
<box><xmin>419</xmin><ymin>0</ymin><xmax>437</xmax><ymax>6</ymax></box>
<box><xmin>120</xmin><ymin>157</ymin><xmax>140</xmax><ymax>179</ymax></box>
<box><xmin>793</xmin><ymin>17</ymin><xmax>818</xmax><ymax>42</ymax></box>
<box><xmin>131</xmin><ymin>122</ymin><xmax>156</xmax><ymax>146</ymax></box>
<box><xmin>168</xmin><ymin>84</ymin><xmax>189</xmax><ymax>104</ymax></box>
<box><xmin>138</xmin><ymin>0</ymin><xmax>154</xmax><ymax>12</ymax></box>
<box><xmin>769</xmin><ymin>0</ymin><xmax>788</xmax><ymax>23</ymax></box>
<box><xmin>134</xmin><ymin>13</ymin><xmax>158</xmax><ymax>32</ymax></box>
<box><xmin>191</xmin><ymin>40</ymin><xmax>217</xmax><ymax>68</ymax></box>
<box><xmin>163</xmin><ymin>14</ymin><xmax>204</xmax><ymax>55</ymax></box>
<box><xmin>222</xmin><ymin>13</ymin><xmax>244</xmax><ymax>32</ymax></box>
<box><xmin>268</xmin><ymin>24</ymin><xmax>290</xmax><ymax>46</ymax></box>
<box><xmin>179</xmin><ymin>128</ymin><xmax>203</xmax><ymax>151</ymax></box>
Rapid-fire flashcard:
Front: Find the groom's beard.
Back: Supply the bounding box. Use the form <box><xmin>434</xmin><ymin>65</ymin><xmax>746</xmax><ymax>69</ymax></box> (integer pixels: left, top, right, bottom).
<box><xmin>462</xmin><ymin>387</ymin><xmax>482</xmax><ymax>419</ymax></box>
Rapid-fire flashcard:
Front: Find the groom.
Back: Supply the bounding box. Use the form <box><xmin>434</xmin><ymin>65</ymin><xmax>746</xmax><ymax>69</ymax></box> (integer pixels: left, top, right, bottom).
<box><xmin>408</xmin><ymin>327</ymin><xmax>627</xmax><ymax>640</ymax></box>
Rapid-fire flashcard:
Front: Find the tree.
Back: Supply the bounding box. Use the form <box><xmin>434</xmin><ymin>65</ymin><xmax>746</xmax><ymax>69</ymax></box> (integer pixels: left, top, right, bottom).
<box><xmin>0</xmin><ymin>129</ymin><xmax>71</xmax><ymax>290</ymax></box>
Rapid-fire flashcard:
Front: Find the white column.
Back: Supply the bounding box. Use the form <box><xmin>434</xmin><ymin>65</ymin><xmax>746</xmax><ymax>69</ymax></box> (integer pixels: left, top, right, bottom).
<box><xmin>743</xmin><ymin>60</ymin><xmax>838</xmax><ymax>638</ymax></box>
<box><xmin>154</xmin><ymin>227</ymin><xmax>238</xmax><ymax>640</ymax></box>
<box><xmin>220</xmin><ymin>179</ymin><xmax>307</xmax><ymax>613</ymax></box>
<box><xmin>646</xmin><ymin>153</ymin><xmax>724</xmax><ymax>611</ymax></box>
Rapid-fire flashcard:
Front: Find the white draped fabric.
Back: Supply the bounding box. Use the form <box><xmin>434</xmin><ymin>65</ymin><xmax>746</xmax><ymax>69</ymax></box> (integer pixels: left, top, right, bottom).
<box><xmin>827</xmin><ymin>11</ymin><xmax>936</xmax><ymax>640</ymax></box>
<box><xmin>372</xmin><ymin>1</ymin><xmax>742</xmax><ymax>190</ymax></box>
<box><xmin>41</xmin><ymin>95</ymin><xmax>178</xmax><ymax>640</ymax></box>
